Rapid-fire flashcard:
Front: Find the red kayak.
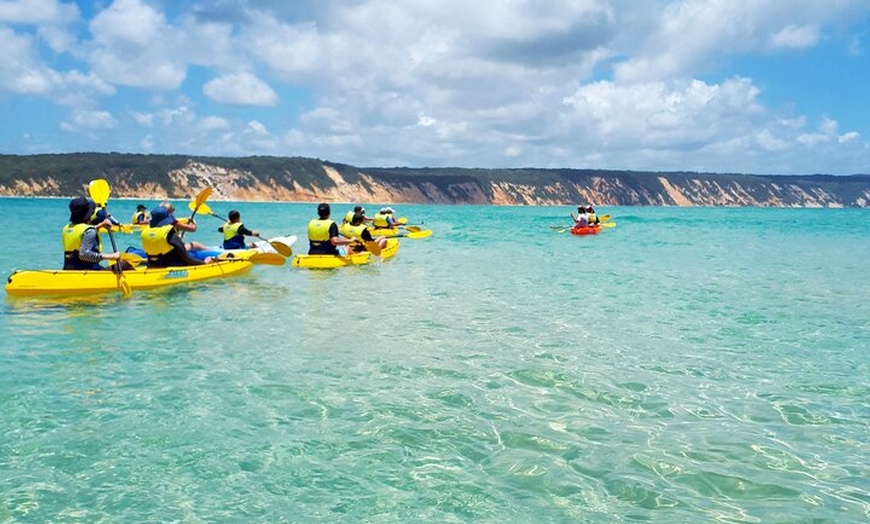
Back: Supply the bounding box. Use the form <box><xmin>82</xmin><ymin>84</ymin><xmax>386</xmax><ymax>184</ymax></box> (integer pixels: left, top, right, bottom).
<box><xmin>571</xmin><ymin>224</ymin><xmax>602</xmax><ymax>235</ymax></box>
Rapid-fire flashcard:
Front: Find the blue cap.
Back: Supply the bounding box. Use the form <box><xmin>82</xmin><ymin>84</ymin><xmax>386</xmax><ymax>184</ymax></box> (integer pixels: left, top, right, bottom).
<box><xmin>149</xmin><ymin>207</ymin><xmax>175</xmax><ymax>227</ymax></box>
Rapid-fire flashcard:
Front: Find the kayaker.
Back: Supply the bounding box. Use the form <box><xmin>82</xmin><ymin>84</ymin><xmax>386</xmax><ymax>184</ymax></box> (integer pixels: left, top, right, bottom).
<box><xmin>308</xmin><ymin>203</ymin><xmax>356</xmax><ymax>255</ymax></box>
<box><xmin>141</xmin><ymin>204</ymin><xmax>215</xmax><ymax>267</ymax></box>
<box><xmin>62</xmin><ymin>196</ymin><xmax>131</xmax><ymax>271</ymax></box>
<box><xmin>218</xmin><ymin>210</ymin><xmax>260</xmax><ymax>250</ymax></box>
<box><xmin>570</xmin><ymin>206</ymin><xmax>589</xmax><ymax>227</ymax></box>
<box><xmin>341</xmin><ymin>211</ymin><xmax>387</xmax><ymax>253</ymax></box>
<box><xmin>586</xmin><ymin>205</ymin><xmax>600</xmax><ymax>225</ymax></box>
<box><xmin>343</xmin><ymin>205</ymin><xmax>370</xmax><ymax>224</ymax></box>
<box><xmin>372</xmin><ymin>207</ymin><xmax>399</xmax><ymax>229</ymax></box>
<box><xmin>131</xmin><ymin>204</ymin><xmax>150</xmax><ymax>225</ymax></box>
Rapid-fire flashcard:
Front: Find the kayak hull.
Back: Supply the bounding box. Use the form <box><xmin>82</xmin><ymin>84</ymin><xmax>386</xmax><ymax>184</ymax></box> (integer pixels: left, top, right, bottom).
<box><xmin>292</xmin><ymin>238</ymin><xmax>399</xmax><ymax>269</ymax></box>
<box><xmin>571</xmin><ymin>225</ymin><xmax>602</xmax><ymax>235</ymax></box>
<box><xmin>5</xmin><ymin>259</ymin><xmax>254</xmax><ymax>297</ymax></box>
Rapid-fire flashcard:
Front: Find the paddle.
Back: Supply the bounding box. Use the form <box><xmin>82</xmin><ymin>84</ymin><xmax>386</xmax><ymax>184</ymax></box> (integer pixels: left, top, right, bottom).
<box><xmin>400</xmin><ymin>229</ymin><xmax>432</xmax><ymax>239</ymax></box>
<box><xmin>217</xmin><ymin>252</ymin><xmax>286</xmax><ymax>266</ymax></box>
<box><xmin>190</xmin><ymin>201</ymin><xmax>293</xmax><ymax>257</ymax></box>
<box><xmin>87</xmin><ymin>179</ymin><xmax>132</xmax><ymax>298</ymax></box>
<box><xmin>179</xmin><ymin>187</ymin><xmax>212</xmax><ymax>239</ymax></box>
<box><xmin>363</xmin><ymin>240</ymin><xmax>382</xmax><ymax>256</ymax></box>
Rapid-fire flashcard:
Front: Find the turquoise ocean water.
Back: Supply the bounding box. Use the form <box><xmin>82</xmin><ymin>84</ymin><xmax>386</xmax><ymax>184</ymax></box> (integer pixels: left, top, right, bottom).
<box><xmin>1</xmin><ymin>198</ymin><xmax>868</xmax><ymax>523</ymax></box>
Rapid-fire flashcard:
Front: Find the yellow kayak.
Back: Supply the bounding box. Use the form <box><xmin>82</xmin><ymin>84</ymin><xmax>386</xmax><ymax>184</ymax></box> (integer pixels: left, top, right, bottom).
<box><xmin>5</xmin><ymin>259</ymin><xmax>254</xmax><ymax>297</ymax></box>
<box><xmin>292</xmin><ymin>238</ymin><xmax>400</xmax><ymax>269</ymax></box>
<box><xmin>109</xmin><ymin>223</ymin><xmax>145</xmax><ymax>234</ymax></box>
<box><xmin>368</xmin><ymin>228</ymin><xmax>433</xmax><ymax>239</ymax></box>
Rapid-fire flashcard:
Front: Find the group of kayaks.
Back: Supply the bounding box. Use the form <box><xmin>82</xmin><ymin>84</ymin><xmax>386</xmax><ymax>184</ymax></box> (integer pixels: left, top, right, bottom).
<box><xmin>5</xmin><ymin>181</ymin><xmax>435</xmax><ymax>298</ymax></box>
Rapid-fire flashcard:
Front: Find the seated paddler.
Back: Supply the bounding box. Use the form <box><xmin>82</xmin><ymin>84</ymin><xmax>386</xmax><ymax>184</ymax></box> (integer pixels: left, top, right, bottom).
<box><xmin>62</xmin><ymin>196</ymin><xmax>130</xmax><ymax>271</ymax></box>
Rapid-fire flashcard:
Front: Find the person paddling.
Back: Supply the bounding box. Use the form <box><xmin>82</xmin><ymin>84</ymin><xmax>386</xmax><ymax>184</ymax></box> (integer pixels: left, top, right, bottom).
<box><xmin>341</xmin><ymin>211</ymin><xmax>387</xmax><ymax>253</ymax></box>
<box><xmin>131</xmin><ymin>204</ymin><xmax>150</xmax><ymax>225</ymax></box>
<box><xmin>570</xmin><ymin>206</ymin><xmax>589</xmax><ymax>227</ymax></box>
<box><xmin>218</xmin><ymin>210</ymin><xmax>260</xmax><ymax>250</ymax></box>
<box><xmin>372</xmin><ymin>207</ymin><xmax>399</xmax><ymax>229</ymax></box>
<box><xmin>62</xmin><ymin>197</ymin><xmax>131</xmax><ymax>271</ymax></box>
<box><xmin>307</xmin><ymin>203</ymin><xmax>356</xmax><ymax>255</ymax></box>
<box><xmin>140</xmin><ymin>204</ymin><xmax>215</xmax><ymax>267</ymax></box>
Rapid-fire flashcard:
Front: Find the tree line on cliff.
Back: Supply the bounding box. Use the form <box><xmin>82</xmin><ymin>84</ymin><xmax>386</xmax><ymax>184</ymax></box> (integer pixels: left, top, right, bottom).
<box><xmin>0</xmin><ymin>153</ymin><xmax>867</xmax><ymax>207</ymax></box>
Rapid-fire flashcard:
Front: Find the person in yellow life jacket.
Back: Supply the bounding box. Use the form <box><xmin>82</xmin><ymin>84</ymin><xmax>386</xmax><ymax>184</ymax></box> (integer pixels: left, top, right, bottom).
<box><xmin>62</xmin><ymin>196</ymin><xmax>131</xmax><ymax>271</ymax></box>
<box><xmin>131</xmin><ymin>204</ymin><xmax>150</xmax><ymax>225</ymax></box>
<box><xmin>308</xmin><ymin>203</ymin><xmax>356</xmax><ymax>255</ymax></box>
<box><xmin>140</xmin><ymin>204</ymin><xmax>215</xmax><ymax>267</ymax></box>
<box><xmin>218</xmin><ymin>210</ymin><xmax>260</xmax><ymax>250</ymax></box>
<box><xmin>372</xmin><ymin>207</ymin><xmax>398</xmax><ymax>228</ymax></box>
<box><xmin>343</xmin><ymin>205</ymin><xmax>370</xmax><ymax>225</ymax></box>
<box><xmin>342</xmin><ymin>211</ymin><xmax>387</xmax><ymax>253</ymax></box>
<box><xmin>586</xmin><ymin>205</ymin><xmax>600</xmax><ymax>225</ymax></box>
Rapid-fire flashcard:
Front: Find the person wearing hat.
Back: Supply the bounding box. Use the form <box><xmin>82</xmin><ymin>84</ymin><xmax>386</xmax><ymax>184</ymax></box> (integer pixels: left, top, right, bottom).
<box><xmin>140</xmin><ymin>202</ymin><xmax>215</xmax><ymax>267</ymax></box>
<box><xmin>372</xmin><ymin>206</ymin><xmax>398</xmax><ymax>229</ymax></box>
<box><xmin>218</xmin><ymin>210</ymin><xmax>260</xmax><ymax>250</ymax></box>
<box><xmin>62</xmin><ymin>196</ymin><xmax>129</xmax><ymax>270</ymax></box>
<box><xmin>131</xmin><ymin>204</ymin><xmax>150</xmax><ymax>225</ymax></box>
<box><xmin>307</xmin><ymin>203</ymin><xmax>356</xmax><ymax>255</ymax></box>
<box><xmin>340</xmin><ymin>211</ymin><xmax>388</xmax><ymax>253</ymax></box>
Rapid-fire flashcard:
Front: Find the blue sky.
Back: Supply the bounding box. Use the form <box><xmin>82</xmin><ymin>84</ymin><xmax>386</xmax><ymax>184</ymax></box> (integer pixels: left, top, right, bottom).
<box><xmin>1</xmin><ymin>0</ymin><xmax>869</xmax><ymax>175</ymax></box>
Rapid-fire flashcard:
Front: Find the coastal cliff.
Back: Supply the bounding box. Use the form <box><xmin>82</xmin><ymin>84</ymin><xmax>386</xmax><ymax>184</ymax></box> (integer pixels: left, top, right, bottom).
<box><xmin>0</xmin><ymin>153</ymin><xmax>867</xmax><ymax>207</ymax></box>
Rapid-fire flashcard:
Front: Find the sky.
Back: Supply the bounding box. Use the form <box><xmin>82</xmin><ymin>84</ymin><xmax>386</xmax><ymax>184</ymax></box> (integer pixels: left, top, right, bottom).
<box><xmin>1</xmin><ymin>0</ymin><xmax>869</xmax><ymax>175</ymax></box>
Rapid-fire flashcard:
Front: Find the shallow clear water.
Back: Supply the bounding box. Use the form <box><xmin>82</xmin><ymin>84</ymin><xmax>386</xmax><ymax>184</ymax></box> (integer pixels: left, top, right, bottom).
<box><xmin>2</xmin><ymin>199</ymin><xmax>868</xmax><ymax>523</ymax></box>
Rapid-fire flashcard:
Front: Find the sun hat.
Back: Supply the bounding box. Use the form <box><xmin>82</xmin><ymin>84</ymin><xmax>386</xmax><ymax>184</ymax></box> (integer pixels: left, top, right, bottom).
<box><xmin>149</xmin><ymin>206</ymin><xmax>175</xmax><ymax>227</ymax></box>
<box><xmin>69</xmin><ymin>197</ymin><xmax>96</xmax><ymax>224</ymax></box>
<box><xmin>384</xmin><ymin>207</ymin><xmax>395</xmax><ymax>214</ymax></box>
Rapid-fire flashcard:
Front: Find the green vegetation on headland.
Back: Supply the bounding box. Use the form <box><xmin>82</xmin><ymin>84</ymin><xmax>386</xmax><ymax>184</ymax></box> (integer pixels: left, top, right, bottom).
<box><xmin>0</xmin><ymin>153</ymin><xmax>867</xmax><ymax>207</ymax></box>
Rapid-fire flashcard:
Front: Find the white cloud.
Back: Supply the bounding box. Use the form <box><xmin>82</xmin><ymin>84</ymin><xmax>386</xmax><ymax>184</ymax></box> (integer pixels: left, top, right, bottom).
<box><xmin>2</xmin><ymin>0</ymin><xmax>869</xmax><ymax>173</ymax></box>
<box><xmin>61</xmin><ymin>109</ymin><xmax>117</xmax><ymax>132</ymax></box>
<box><xmin>202</xmin><ymin>72</ymin><xmax>278</xmax><ymax>106</ymax></box>
<box><xmin>769</xmin><ymin>24</ymin><xmax>820</xmax><ymax>49</ymax></box>
<box><xmin>0</xmin><ymin>0</ymin><xmax>79</xmax><ymax>24</ymax></box>
<box><xmin>200</xmin><ymin>116</ymin><xmax>230</xmax><ymax>131</ymax></box>
<box><xmin>86</xmin><ymin>0</ymin><xmax>186</xmax><ymax>89</ymax></box>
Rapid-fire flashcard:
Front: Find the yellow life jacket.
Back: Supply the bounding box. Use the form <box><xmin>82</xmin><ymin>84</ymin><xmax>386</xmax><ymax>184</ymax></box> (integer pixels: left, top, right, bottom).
<box><xmin>344</xmin><ymin>210</ymin><xmax>355</xmax><ymax>224</ymax></box>
<box><xmin>308</xmin><ymin>219</ymin><xmax>334</xmax><ymax>242</ymax></box>
<box><xmin>141</xmin><ymin>225</ymin><xmax>175</xmax><ymax>256</ymax></box>
<box><xmin>372</xmin><ymin>212</ymin><xmax>389</xmax><ymax>228</ymax></box>
<box><xmin>339</xmin><ymin>222</ymin><xmax>355</xmax><ymax>238</ymax></box>
<box><xmin>131</xmin><ymin>210</ymin><xmax>151</xmax><ymax>224</ymax></box>
<box><xmin>308</xmin><ymin>219</ymin><xmax>337</xmax><ymax>254</ymax></box>
<box><xmin>342</xmin><ymin>223</ymin><xmax>367</xmax><ymax>241</ymax></box>
<box><xmin>62</xmin><ymin>223</ymin><xmax>101</xmax><ymax>268</ymax></box>
<box><xmin>222</xmin><ymin>221</ymin><xmax>243</xmax><ymax>241</ymax></box>
<box><xmin>587</xmin><ymin>212</ymin><xmax>598</xmax><ymax>224</ymax></box>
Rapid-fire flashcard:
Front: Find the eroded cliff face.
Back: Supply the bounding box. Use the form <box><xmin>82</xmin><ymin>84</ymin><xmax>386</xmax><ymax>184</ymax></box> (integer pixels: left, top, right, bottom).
<box><xmin>2</xmin><ymin>157</ymin><xmax>867</xmax><ymax>207</ymax></box>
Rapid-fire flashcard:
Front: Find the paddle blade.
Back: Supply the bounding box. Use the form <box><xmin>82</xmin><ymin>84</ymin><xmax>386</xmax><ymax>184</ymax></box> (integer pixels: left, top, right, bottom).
<box><xmin>364</xmin><ymin>240</ymin><xmax>382</xmax><ymax>256</ymax></box>
<box><xmin>193</xmin><ymin>187</ymin><xmax>213</xmax><ymax>210</ymax></box>
<box><xmin>600</xmin><ymin>214</ymin><xmax>611</xmax><ymax>222</ymax></box>
<box><xmin>249</xmin><ymin>253</ymin><xmax>286</xmax><ymax>266</ymax></box>
<box><xmin>269</xmin><ymin>241</ymin><xmax>293</xmax><ymax>257</ymax></box>
<box><xmin>397</xmin><ymin>217</ymin><xmax>408</xmax><ymax>225</ymax></box>
<box><xmin>404</xmin><ymin>229</ymin><xmax>432</xmax><ymax>239</ymax></box>
<box><xmin>120</xmin><ymin>252</ymin><xmax>146</xmax><ymax>264</ymax></box>
<box><xmin>190</xmin><ymin>201</ymin><xmax>212</xmax><ymax>214</ymax></box>
<box><xmin>88</xmin><ymin>179</ymin><xmax>111</xmax><ymax>206</ymax></box>
<box><xmin>119</xmin><ymin>278</ymin><xmax>133</xmax><ymax>298</ymax></box>
<box><xmin>402</xmin><ymin>225</ymin><xmax>422</xmax><ymax>233</ymax></box>
<box><xmin>601</xmin><ymin>222</ymin><xmax>616</xmax><ymax>228</ymax></box>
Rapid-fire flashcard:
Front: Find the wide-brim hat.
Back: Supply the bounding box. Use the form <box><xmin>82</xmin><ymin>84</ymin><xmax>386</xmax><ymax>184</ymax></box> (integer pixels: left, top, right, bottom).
<box><xmin>149</xmin><ymin>206</ymin><xmax>175</xmax><ymax>227</ymax></box>
<box><xmin>69</xmin><ymin>197</ymin><xmax>96</xmax><ymax>224</ymax></box>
